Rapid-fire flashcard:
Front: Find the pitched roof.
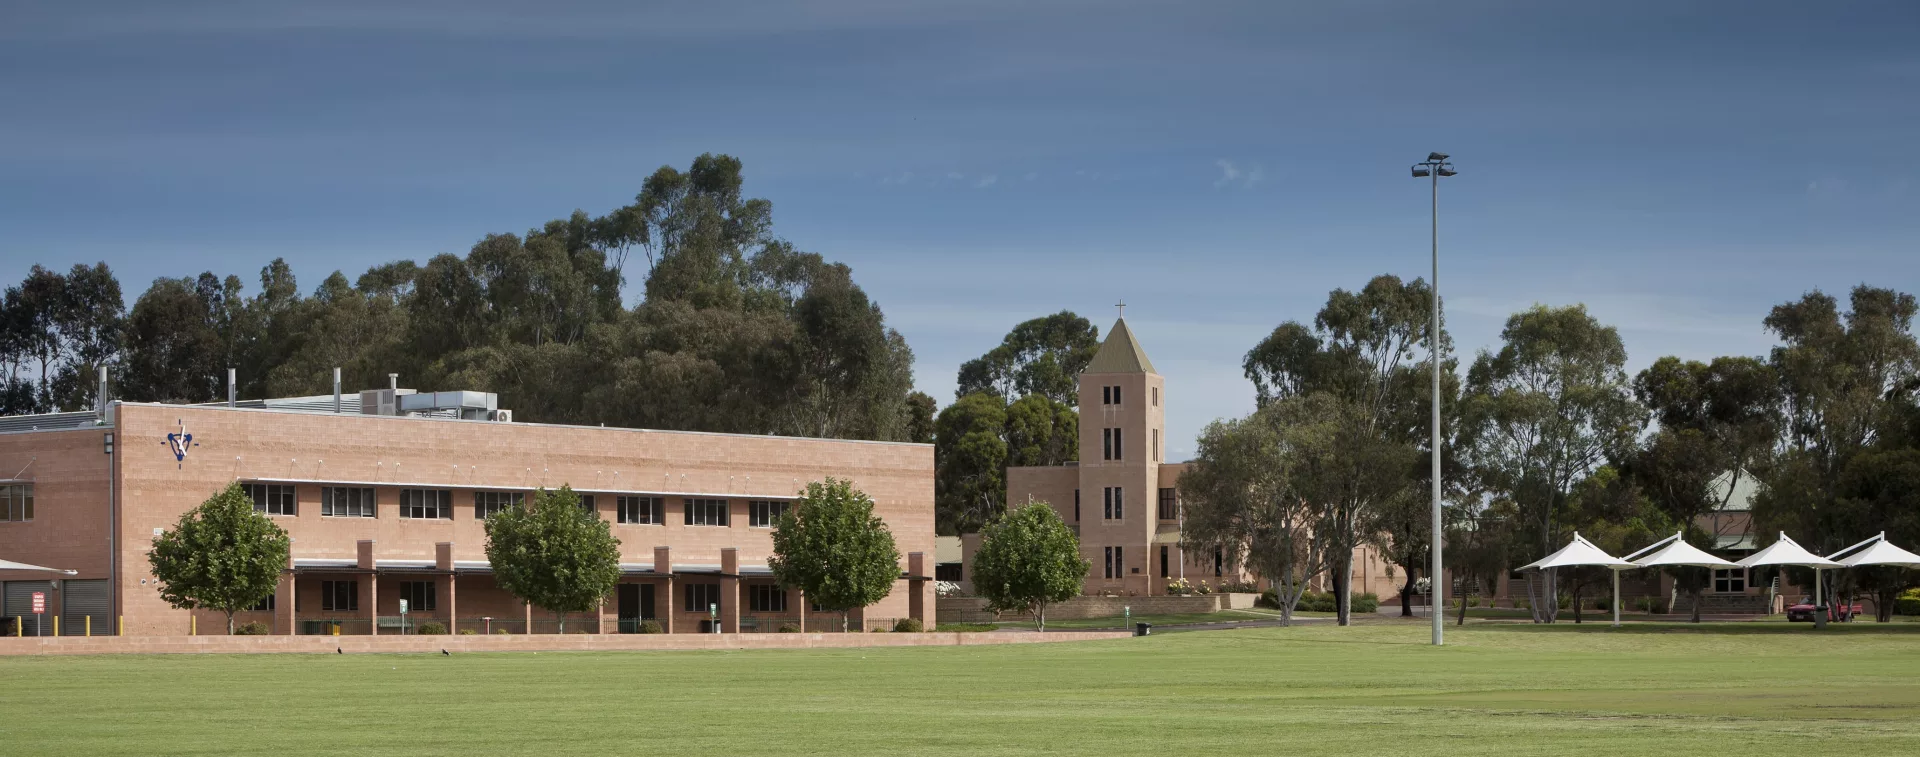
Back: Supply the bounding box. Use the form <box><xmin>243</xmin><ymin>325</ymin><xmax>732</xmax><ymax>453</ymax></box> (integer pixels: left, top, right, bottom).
<box><xmin>1083</xmin><ymin>318</ymin><xmax>1156</xmax><ymax>375</ymax></box>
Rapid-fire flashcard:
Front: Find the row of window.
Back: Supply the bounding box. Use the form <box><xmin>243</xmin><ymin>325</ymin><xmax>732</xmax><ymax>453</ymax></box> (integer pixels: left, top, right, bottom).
<box><xmin>0</xmin><ymin>483</ymin><xmax>34</xmax><ymax>522</ymax></box>
<box><xmin>1097</xmin><ymin>385</ymin><xmax>1161</xmax><ymax>407</ymax></box>
<box><xmin>263</xmin><ymin>579</ymin><xmax>808</xmax><ymax>615</ymax></box>
<box><xmin>1098</xmin><ymin>427</ymin><xmax>1164</xmax><ymax>462</ymax></box>
<box><xmin>1100</xmin><ymin>545</ymin><xmax>1225</xmax><ymax>581</ymax></box>
<box><xmin>238</xmin><ymin>484</ymin><xmax>787</xmax><ymax>527</ymax></box>
<box><xmin>1070</xmin><ymin>488</ymin><xmax>1178</xmax><ymax>522</ymax></box>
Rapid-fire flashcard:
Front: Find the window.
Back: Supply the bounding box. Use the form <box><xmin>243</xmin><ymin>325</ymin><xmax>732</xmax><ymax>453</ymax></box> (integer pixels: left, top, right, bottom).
<box><xmin>1102</xmin><ymin>428</ymin><xmax>1125</xmax><ymax>460</ymax></box>
<box><xmin>400</xmin><ymin>489</ymin><xmax>451</xmax><ymax>519</ymax></box>
<box><xmin>1102</xmin><ymin>386</ymin><xmax>1111</xmax><ymax>404</ymax></box>
<box><xmin>474</xmin><ymin>491</ymin><xmax>525</xmax><ymax>519</ymax></box>
<box><xmin>1213</xmin><ymin>547</ymin><xmax>1224</xmax><ymax>577</ymax></box>
<box><xmin>1104</xmin><ymin>547</ymin><xmax>1114</xmax><ymax>579</ymax></box>
<box><xmin>1160</xmin><ymin>546</ymin><xmax>1169</xmax><ymax>578</ymax></box>
<box><xmin>684</xmin><ymin>498</ymin><xmax>728</xmax><ymax>527</ymax></box>
<box><xmin>1073</xmin><ymin>489</ymin><xmax>1080</xmax><ymax>522</ymax></box>
<box><xmin>936</xmin><ymin>563</ymin><xmax>963</xmax><ymax>581</ymax></box>
<box><xmin>244</xmin><ymin>483</ymin><xmax>297</xmax><ymax>516</ymax></box>
<box><xmin>250</xmin><ymin>594</ymin><xmax>275</xmax><ymax>612</ymax></box>
<box><xmin>578</xmin><ymin>494</ymin><xmax>597</xmax><ymax>517</ymax></box>
<box><xmin>749</xmin><ymin>500</ymin><xmax>789</xmax><ymax>528</ymax></box>
<box><xmin>1713</xmin><ymin>568</ymin><xmax>1747</xmax><ymax>593</ymax></box>
<box><xmin>1103</xmin><ymin>487</ymin><xmax>1123</xmax><ymax>520</ymax></box>
<box><xmin>749</xmin><ymin>585</ymin><xmax>787</xmax><ymax>613</ymax></box>
<box><xmin>617</xmin><ymin>496</ymin><xmax>664</xmax><ymax>524</ymax></box>
<box><xmin>1153</xmin><ymin>428</ymin><xmax>1160</xmax><ymax>462</ymax></box>
<box><xmin>0</xmin><ymin>483</ymin><xmax>32</xmax><ymax>522</ymax></box>
<box><xmin>321</xmin><ymin>487</ymin><xmax>375</xmax><ymax>518</ymax></box>
<box><xmin>1113</xmin><ymin>386</ymin><xmax>1122</xmax><ymax>405</ymax></box>
<box><xmin>1158</xmin><ymin>488</ymin><xmax>1177</xmax><ymax>520</ymax></box>
<box><xmin>1113</xmin><ymin>428</ymin><xmax>1123</xmax><ymax>460</ymax></box>
<box><xmin>1116</xmin><ymin>546</ymin><xmax>1124</xmax><ymax>577</ymax></box>
<box><xmin>685</xmin><ymin>583</ymin><xmax>721</xmax><ymax>613</ymax></box>
<box><xmin>321</xmin><ymin>580</ymin><xmax>358</xmax><ymax>612</ymax></box>
<box><xmin>1152</xmin><ymin>386</ymin><xmax>1159</xmax><ymax>407</ymax></box>
<box><xmin>398</xmin><ymin>581</ymin><xmax>436</xmax><ymax>612</ymax></box>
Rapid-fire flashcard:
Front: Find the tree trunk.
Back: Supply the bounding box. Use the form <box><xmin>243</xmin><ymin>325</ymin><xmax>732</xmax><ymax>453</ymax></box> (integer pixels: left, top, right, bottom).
<box><xmin>1036</xmin><ymin>604</ymin><xmax>1046</xmax><ymax>632</ymax></box>
<box><xmin>1457</xmin><ymin>590</ymin><xmax>1469</xmax><ymax>625</ymax></box>
<box><xmin>1334</xmin><ymin>551</ymin><xmax>1353</xmax><ymax>626</ymax></box>
<box><xmin>1572</xmin><ymin>583</ymin><xmax>1583</xmax><ymax>624</ymax></box>
<box><xmin>1690</xmin><ymin>588</ymin><xmax>1703</xmax><ymax>624</ymax></box>
<box><xmin>1876</xmin><ymin>588</ymin><xmax>1897</xmax><ymax>623</ymax></box>
<box><xmin>226</xmin><ymin>611</ymin><xmax>236</xmax><ymax>635</ymax></box>
<box><xmin>1399</xmin><ymin>563</ymin><xmax>1417</xmax><ymax>618</ymax></box>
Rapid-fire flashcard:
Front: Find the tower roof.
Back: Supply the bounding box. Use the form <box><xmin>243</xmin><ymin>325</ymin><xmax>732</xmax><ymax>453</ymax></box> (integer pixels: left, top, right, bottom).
<box><xmin>1084</xmin><ymin>318</ymin><xmax>1156</xmax><ymax>374</ymax></box>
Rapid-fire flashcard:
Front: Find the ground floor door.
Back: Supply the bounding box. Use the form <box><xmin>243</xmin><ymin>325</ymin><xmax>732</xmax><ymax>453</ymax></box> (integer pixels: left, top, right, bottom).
<box><xmin>4</xmin><ymin>580</ymin><xmax>51</xmax><ymax>636</ymax></box>
<box><xmin>616</xmin><ymin>584</ymin><xmax>658</xmax><ymax>632</ymax></box>
<box><xmin>60</xmin><ymin>579</ymin><xmax>110</xmax><ymax>636</ymax></box>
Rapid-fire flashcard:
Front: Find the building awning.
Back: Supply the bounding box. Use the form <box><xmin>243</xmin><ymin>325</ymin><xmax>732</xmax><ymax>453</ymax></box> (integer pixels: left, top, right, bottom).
<box><xmin>292</xmin><ymin>558</ymin><xmax>359</xmax><ymax>570</ymax></box>
<box><xmin>0</xmin><ymin>558</ymin><xmax>77</xmax><ymax>574</ymax></box>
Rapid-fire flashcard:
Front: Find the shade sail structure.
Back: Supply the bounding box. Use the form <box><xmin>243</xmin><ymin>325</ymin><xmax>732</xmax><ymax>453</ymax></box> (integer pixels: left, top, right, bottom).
<box><xmin>1627</xmin><ymin>532</ymin><xmax>1738</xmax><ymax>568</ymax></box>
<box><xmin>1736</xmin><ymin>533</ymin><xmax>1841</xmax><ymax>569</ymax></box>
<box><xmin>1518</xmin><ymin>533</ymin><xmax>1634</xmax><ymax>570</ymax></box>
<box><xmin>1832</xmin><ymin>533</ymin><xmax>1920</xmax><ymax>569</ymax></box>
<box><xmin>0</xmin><ymin>558</ymin><xmax>77</xmax><ymax>574</ymax></box>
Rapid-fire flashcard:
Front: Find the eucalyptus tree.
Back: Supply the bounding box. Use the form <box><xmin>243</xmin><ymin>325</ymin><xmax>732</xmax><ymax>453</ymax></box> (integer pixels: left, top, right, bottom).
<box><xmin>1458</xmin><ymin>304</ymin><xmax>1643</xmax><ymax>623</ymax></box>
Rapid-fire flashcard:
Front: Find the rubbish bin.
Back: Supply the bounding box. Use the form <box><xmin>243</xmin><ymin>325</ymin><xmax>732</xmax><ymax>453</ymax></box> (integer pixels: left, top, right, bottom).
<box><xmin>1813</xmin><ymin>606</ymin><xmax>1828</xmax><ymax>629</ymax></box>
<box><xmin>1134</xmin><ymin>622</ymin><xmax>1152</xmax><ymax>637</ymax></box>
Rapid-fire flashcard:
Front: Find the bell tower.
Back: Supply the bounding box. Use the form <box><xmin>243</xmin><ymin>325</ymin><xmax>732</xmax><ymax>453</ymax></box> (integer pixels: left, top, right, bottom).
<box><xmin>1077</xmin><ymin>313</ymin><xmax>1164</xmax><ymax>595</ymax></box>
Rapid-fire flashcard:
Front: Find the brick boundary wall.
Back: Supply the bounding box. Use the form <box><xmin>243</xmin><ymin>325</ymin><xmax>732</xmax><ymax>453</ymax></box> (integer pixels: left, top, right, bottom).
<box><xmin>938</xmin><ymin>593</ymin><xmax>1259</xmax><ymax>621</ymax></box>
<box><xmin>0</xmin><ymin>630</ymin><xmax>1131</xmax><ymax>656</ymax></box>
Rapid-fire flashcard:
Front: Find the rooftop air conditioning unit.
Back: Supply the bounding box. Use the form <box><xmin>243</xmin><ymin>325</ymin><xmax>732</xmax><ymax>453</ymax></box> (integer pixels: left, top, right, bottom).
<box><xmin>492</xmin><ymin>409</ymin><xmax>513</xmax><ymax>423</ymax></box>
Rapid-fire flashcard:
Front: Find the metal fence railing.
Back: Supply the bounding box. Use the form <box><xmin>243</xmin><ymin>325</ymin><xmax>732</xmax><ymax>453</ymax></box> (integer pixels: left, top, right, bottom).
<box><xmin>298</xmin><ymin>619</ymin><xmax>373</xmax><ymax>635</ymax></box>
<box><xmin>455</xmin><ymin>617</ymin><xmax>528</xmax><ymax>635</ymax></box>
<box><xmin>528</xmin><ymin>614</ymin><xmax>602</xmax><ymax>634</ymax></box>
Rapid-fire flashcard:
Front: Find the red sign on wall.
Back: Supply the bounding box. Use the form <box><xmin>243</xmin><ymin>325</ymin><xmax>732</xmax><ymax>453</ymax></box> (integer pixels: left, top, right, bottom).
<box><xmin>31</xmin><ymin>591</ymin><xmax>45</xmax><ymax>614</ymax></box>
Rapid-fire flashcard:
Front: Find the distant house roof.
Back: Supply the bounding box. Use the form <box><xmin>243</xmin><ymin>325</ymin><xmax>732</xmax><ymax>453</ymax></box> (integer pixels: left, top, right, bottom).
<box><xmin>1708</xmin><ymin>469</ymin><xmax>1758</xmax><ymax>512</ymax></box>
<box><xmin>1083</xmin><ymin>318</ymin><xmax>1156</xmax><ymax>374</ymax></box>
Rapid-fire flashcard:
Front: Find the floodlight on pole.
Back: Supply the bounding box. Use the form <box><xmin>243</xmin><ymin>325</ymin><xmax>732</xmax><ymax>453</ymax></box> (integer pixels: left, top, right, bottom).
<box><xmin>1410</xmin><ymin>151</ymin><xmax>1456</xmax><ymax>647</ymax></box>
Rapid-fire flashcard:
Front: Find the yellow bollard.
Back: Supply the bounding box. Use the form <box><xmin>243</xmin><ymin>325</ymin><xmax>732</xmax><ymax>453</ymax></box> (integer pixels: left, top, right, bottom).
<box><xmin>118</xmin><ymin>616</ymin><xmax>124</xmax><ymax>636</ymax></box>
<box><xmin>53</xmin><ymin>616</ymin><xmax>59</xmax><ymax>636</ymax></box>
<box><xmin>190</xmin><ymin>615</ymin><xmax>196</xmax><ymax>636</ymax></box>
<box><xmin>86</xmin><ymin>616</ymin><xmax>91</xmax><ymax>637</ymax></box>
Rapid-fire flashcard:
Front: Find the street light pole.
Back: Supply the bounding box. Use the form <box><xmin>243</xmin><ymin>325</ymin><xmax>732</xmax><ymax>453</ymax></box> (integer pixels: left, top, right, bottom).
<box><xmin>1411</xmin><ymin>152</ymin><xmax>1455</xmax><ymax>647</ymax></box>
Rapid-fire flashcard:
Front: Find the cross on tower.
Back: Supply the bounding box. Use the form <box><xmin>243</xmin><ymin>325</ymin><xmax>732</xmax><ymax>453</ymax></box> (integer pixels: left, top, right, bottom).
<box><xmin>1115</xmin><ymin>300</ymin><xmax>1126</xmax><ymax>319</ymax></box>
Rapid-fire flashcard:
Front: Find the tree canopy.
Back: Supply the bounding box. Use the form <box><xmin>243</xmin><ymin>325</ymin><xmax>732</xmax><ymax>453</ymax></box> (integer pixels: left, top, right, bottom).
<box><xmin>768</xmin><ymin>478</ymin><xmax>901</xmax><ymax>630</ymax></box>
<box><xmin>3</xmin><ymin>155</ymin><xmax>922</xmax><ymax>444</ymax></box>
<box><xmin>147</xmin><ymin>482</ymin><xmax>292</xmax><ymax>634</ymax></box>
<box><xmin>969</xmin><ymin>501</ymin><xmax>1088</xmax><ymax>630</ymax></box>
<box><xmin>483</xmin><ymin>486</ymin><xmax>623</xmax><ymax>632</ymax></box>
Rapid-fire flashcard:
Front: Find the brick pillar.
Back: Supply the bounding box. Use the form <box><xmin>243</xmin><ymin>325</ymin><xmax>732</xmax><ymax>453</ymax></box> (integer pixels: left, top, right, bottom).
<box><xmin>792</xmin><ymin>587</ymin><xmax>807</xmax><ymax>632</ymax></box>
<box><xmin>358</xmin><ymin>540</ymin><xmax>377</xmax><ymax>636</ymax></box>
<box><xmin>720</xmin><ymin>548</ymin><xmax>740</xmax><ymax>634</ymax></box>
<box><xmin>277</xmin><ymin>553</ymin><xmax>295</xmax><ymax>635</ymax></box>
<box><xmin>436</xmin><ymin>542</ymin><xmax>456</xmax><ymax>631</ymax></box>
<box><xmin>907</xmin><ymin>552</ymin><xmax>927</xmax><ymax>627</ymax></box>
<box><xmin>523</xmin><ymin>601</ymin><xmax>532</xmax><ymax>634</ymax></box>
<box><xmin>847</xmin><ymin>604</ymin><xmax>865</xmax><ymax>633</ymax></box>
<box><xmin>654</xmin><ymin>546</ymin><xmax>673</xmax><ymax>634</ymax></box>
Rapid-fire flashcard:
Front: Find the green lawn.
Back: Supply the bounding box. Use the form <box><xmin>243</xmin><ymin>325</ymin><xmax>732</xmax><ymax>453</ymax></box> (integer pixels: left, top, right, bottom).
<box><xmin>4</xmin><ymin>622</ymin><xmax>1920</xmax><ymax>756</ymax></box>
<box><xmin>1006</xmin><ymin>608</ymin><xmax>1308</xmax><ymax>629</ymax></box>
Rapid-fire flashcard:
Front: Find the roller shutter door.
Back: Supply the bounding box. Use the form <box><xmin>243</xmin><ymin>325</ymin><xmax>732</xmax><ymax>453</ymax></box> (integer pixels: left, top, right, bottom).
<box><xmin>61</xmin><ymin>579</ymin><xmax>110</xmax><ymax>636</ymax></box>
<box><xmin>4</xmin><ymin>581</ymin><xmax>51</xmax><ymax>636</ymax></box>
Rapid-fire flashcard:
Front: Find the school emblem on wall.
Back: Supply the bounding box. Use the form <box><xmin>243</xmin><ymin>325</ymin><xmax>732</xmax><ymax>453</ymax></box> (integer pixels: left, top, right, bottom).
<box><xmin>165</xmin><ymin>418</ymin><xmax>196</xmax><ymax>468</ymax></box>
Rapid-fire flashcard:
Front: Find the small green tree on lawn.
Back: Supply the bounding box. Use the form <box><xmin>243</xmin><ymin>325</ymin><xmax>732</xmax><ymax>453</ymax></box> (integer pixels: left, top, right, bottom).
<box><xmin>148</xmin><ymin>482</ymin><xmax>292</xmax><ymax>634</ymax></box>
<box><xmin>486</xmin><ymin>485</ymin><xmax>622</xmax><ymax>633</ymax></box>
<box><xmin>769</xmin><ymin>478</ymin><xmax>902</xmax><ymax>632</ymax></box>
<box><xmin>971</xmin><ymin>501</ymin><xmax>1088</xmax><ymax>631</ymax></box>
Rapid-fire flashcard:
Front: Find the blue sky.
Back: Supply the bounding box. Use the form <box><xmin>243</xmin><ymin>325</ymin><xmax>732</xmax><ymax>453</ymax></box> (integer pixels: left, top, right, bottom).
<box><xmin>3</xmin><ymin>1</ymin><xmax>1916</xmax><ymax>459</ymax></box>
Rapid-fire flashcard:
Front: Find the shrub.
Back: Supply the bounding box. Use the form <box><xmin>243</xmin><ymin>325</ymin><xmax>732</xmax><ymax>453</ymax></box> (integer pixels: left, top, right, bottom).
<box><xmin>1513</xmin><ymin>598</ymin><xmax>1531</xmax><ymax>610</ymax></box>
<box><xmin>893</xmin><ymin>617</ymin><xmax>924</xmax><ymax>633</ymax></box>
<box><xmin>1350</xmin><ymin>593</ymin><xmax>1379</xmax><ymax>613</ymax></box>
<box><xmin>1218</xmin><ymin>580</ymin><xmax>1260</xmax><ymax>594</ymax></box>
<box><xmin>777</xmin><ymin>623</ymin><xmax>801</xmax><ymax>633</ymax></box>
<box><xmin>935</xmin><ymin>622</ymin><xmax>996</xmax><ymax>632</ymax></box>
<box><xmin>414</xmin><ymin>622</ymin><xmax>448</xmax><ymax>635</ymax></box>
<box><xmin>636</xmin><ymin>620</ymin><xmax>664</xmax><ymax>635</ymax></box>
<box><xmin>458</xmin><ymin>629</ymin><xmax>478</xmax><ymax>636</ymax></box>
<box><xmin>870</xmin><ymin>627</ymin><xmax>888</xmax><ymax>633</ymax></box>
<box><xmin>1256</xmin><ymin>589</ymin><xmax>1278</xmax><ymax>609</ymax></box>
<box><xmin>493</xmin><ymin>628</ymin><xmax>512</xmax><ymax>635</ymax></box>
<box><xmin>234</xmin><ymin>621</ymin><xmax>271</xmax><ymax>635</ymax></box>
<box><xmin>1166</xmin><ymin>578</ymin><xmax>1194</xmax><ymax>596</ymax></box>
<box><xmin>1633</xmin><ymin>597</ymin><xmax>1667</xmax><ymax>614</ymax></box>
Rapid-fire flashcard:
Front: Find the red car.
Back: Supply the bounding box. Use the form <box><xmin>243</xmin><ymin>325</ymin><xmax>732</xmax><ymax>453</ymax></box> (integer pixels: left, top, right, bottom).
<box><xmin>1785</xmin><ymin>597</ymin><xmax>1861</xmax><ymax>622</ymax></box>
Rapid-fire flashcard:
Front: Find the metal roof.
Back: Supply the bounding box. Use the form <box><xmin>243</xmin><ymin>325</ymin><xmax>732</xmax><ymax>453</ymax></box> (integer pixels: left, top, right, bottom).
<box><xmin>1083</xmin><ymin>318</ymin><xmax>1156</xmax><ymax>374</ymax></box>
<box><xmin>0</xmin><ymin>411</ymin><xmax>100</xmax><ymax>435</ymax></box>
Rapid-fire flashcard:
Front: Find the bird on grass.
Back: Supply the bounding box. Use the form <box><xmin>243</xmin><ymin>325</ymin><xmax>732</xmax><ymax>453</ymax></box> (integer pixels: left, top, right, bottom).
<box><xmin>336</xmin><ymin>647</ymin><xmax>342</xmax><ymax>654</ymax></box>
<box><xmin>441</xmin><ymin>649</ymin><xmax>450</xmax><ymax>656</ymax></box>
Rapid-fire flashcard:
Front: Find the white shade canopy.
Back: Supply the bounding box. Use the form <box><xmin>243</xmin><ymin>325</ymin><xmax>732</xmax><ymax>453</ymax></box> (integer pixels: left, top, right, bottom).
<box><xmin>0</xmin><ymin>558</ymin><xmax>77</xmax><ymax>574</ymax></box>
<box><xmin>1519</xmin><ymin>533</ymin><xmax>1634</xmax><ymax>571</ymax></box>
<box><xmin>1628</xmin><ymin>532</ymin><xmax>1738</xmax><ymax>568</ymax></box>
<box><xmin>1736</xmin><ymin>532</ymin><xmax>1841</xmax><ymax>569</ymax></box>
<box><xmin>1833</xmin><ymin>533</ymin><xmax>1920</xmax><ymax>569</ymax></box>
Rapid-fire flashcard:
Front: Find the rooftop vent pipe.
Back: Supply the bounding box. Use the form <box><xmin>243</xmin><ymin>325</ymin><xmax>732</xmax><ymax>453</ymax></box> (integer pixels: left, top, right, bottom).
<box><xmin>333</xmin><ymin>368</ymin><xmax>342</xmax><ymax>414</ymax></box>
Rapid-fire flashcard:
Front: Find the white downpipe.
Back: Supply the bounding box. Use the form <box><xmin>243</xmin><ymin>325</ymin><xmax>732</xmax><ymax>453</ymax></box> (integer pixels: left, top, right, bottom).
<box><xmin>1611</xmin><ymin>569</ymin><xmax>1621</xmax><ymax>627</ymax></box>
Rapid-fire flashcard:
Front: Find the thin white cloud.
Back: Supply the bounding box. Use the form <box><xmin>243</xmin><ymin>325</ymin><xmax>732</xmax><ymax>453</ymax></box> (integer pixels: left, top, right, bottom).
<box><xmin>973</xmin><ymin>174</ymin><xmax>998</xmax><ymax>188</ymax></box>
<box><xmin>946</xmin><ymin>171</ymin><xmax>964</xmax><ymax>181</ymax></box>
<box><xmin>1214</xmin><ymin>159</ymin><xmax>1242</xmax><ymax>187</ymax></box>
<box><xmin>1214</xmin><ymin>159</ymin><xmax>1262</xmax><ymax>188</ymax></box>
